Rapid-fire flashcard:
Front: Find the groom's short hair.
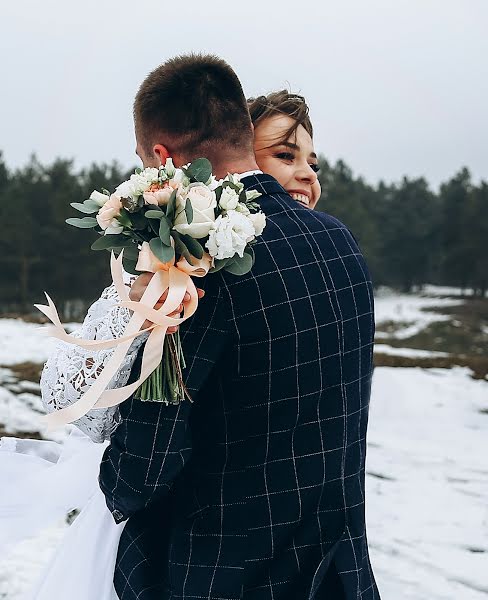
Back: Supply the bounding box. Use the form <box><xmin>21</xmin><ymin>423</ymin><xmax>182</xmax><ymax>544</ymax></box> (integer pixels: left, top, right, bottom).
<box><xmin>134</xmin><ymin>54</ymin><xmax>254</xmax><ymax>158</ymax></box>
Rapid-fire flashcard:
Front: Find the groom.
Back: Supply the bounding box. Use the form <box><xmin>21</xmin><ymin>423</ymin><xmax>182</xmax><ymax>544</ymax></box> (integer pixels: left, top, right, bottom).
<box><xmin>99</xmin><ymin>54</ymin><xmax>380</xmax><ymax>600</ymax></box>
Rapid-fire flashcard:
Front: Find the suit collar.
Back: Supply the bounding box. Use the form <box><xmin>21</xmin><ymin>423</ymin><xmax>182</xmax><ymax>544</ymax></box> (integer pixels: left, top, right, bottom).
<box><xmin>240</xmin><ymin>173</ymin><xmax>288</xmax><ymax>197</ymax></box>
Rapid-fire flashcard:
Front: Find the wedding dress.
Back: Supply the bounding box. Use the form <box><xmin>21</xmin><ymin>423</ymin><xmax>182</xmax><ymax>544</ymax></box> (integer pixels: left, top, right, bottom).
<box><xmin>0</xmin><ymin>276</ymin><xmax>143</xmax><ymax>600</ymax></box>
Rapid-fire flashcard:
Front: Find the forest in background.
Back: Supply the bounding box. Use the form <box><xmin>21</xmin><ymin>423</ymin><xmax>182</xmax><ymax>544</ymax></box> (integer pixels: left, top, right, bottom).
<box><xmin>0</xmin><ymin>152</ymin><xmax>486</xmax><ymax>317</ymax></box>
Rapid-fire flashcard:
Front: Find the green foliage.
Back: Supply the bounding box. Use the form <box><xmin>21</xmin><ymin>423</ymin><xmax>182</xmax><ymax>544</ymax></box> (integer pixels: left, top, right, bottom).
<box><xmin>0</xmin><ymin>156</ymin><xmax>128</xmax><ymax>309</ymax></box>
<box><xmin>316</xmin><ymin>157</ymin><xmax>487</xmax><ymax>295</ymax></box>
<box><xmin>149</xmin><ymin>237</ymin><xmax>174</xmax><ymax>263</ymax></box>
<box><xmin>66</xmin><ymin>217</ymin><xmax>98</xmax><ymax>228</ymax></box>
<box><xmin>185</xmin><ymin>158</ymin><xmax>212</xmax><ymax>183</ymax></box>
<box><xmin>184</xmin><ymin>198</ymin><xmax>193</xmax><ymax>224</ymax></box>
<box><xmin>0</xmin><ymin>153</ymin><xmax>486</xmax><ymax>315</ymax></box>
<box><xmin>178</xmin><ymin>234</ymin><xmax>204</xmax><ymax>259</ymax></box>
<box><xmin>225</xmin><ymin>252</ymin><xmax>254</xmax><ymax>275</ymax></box>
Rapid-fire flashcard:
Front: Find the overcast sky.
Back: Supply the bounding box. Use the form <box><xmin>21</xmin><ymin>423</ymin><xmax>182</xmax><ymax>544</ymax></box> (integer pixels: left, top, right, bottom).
<box><xmin>1</xmin><ymin>0</ymin><xmax>487</xmax><ymax>188</ymax></box>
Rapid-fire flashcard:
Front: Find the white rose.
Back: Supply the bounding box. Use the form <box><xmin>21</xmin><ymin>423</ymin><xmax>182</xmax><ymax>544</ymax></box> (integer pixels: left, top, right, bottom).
<box><xmin>141</xmin><ymin>167</ymin><xmax>160</xmax><ymax>184</ymax></box>
<box><xmin>208</xmin><ymin>175</ymin><xmax>219</xmax><ymax>190</ymax></box>
<box><xmin>206</xmin><ymin>210</ymin><xmax>255</xmax><ymax>260</ymax></box>
<box><xmin>89</xmin><ymin>190</ymin><xmax>110</xmax><ymax>207</ymax></box>
<box><xmin>115</xmin><ymin>179</ymin><xmax>139</xmax><ymax>200</ymax></box>
<box><xmin>249</xmin><ymin>212</ymin><xmax>266</xmax><ymax>236</ymax></box>
<box><xmin>219</xmin><ymin>187</ymin><xmax>240</xmax><ymax>211</ymax></box>
<box><xmin>173</xmin><ymin>184</ymin><xmax>217</xmax><ymax>239</ymax></box>
<box><xmin>131</xmin><ymin>173</ymin><xmax>153</xmax><ymax>194</ymax></box>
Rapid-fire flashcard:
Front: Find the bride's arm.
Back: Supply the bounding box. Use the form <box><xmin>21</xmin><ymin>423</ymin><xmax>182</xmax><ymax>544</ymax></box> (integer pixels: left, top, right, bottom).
<box><xmin>39</xmin><ymin>280</ymin><xmax>148</xmax><ymax>443</ymax></box>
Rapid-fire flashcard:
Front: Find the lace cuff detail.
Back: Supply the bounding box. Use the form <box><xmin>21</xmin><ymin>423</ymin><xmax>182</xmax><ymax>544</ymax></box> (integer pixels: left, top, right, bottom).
<box><xmin>40</xmin><ymin>279</ymin><xmax>147</xmax><ymax>443</ymax></box>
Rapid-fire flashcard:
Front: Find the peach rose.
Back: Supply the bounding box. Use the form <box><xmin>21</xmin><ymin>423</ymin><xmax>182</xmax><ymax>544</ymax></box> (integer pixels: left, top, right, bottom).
<box><xmin>96</xmin><ymin>194</ymin><xmax>123</xmax><ymax>232</ymax></box>
<box><xmin>143</xmin><ymin>187</ymin><xmax>174</xmax><ymax>206</ymax></box>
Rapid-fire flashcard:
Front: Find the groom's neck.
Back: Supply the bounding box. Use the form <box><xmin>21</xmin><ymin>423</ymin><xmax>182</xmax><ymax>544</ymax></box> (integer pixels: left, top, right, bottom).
<box><xmin>212</xmin><ymin>157</ymin><xmax>260</xmax><ymax>179</ymax></box>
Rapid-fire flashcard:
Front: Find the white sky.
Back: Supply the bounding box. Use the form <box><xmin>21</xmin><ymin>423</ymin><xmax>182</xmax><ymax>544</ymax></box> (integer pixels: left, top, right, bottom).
<box><xmin>1</xmin><ymin>0</ymin><xmax>487</xmax><ymax>188</ymax></box>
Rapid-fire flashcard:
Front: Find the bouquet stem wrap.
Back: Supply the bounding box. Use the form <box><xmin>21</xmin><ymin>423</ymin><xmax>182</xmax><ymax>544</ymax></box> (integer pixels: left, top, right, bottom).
<box><xmin>35</xmin><ymin>248</ymin><xmax>210</xmax><ymax>431</ymax></box>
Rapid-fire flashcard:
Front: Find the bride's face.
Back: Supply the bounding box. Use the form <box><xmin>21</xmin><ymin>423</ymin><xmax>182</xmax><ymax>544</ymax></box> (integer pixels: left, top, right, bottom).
<box><xmin>253</xmin><ymin>114</ymin><xmax>321</xmax><ymax>209</ymax></box>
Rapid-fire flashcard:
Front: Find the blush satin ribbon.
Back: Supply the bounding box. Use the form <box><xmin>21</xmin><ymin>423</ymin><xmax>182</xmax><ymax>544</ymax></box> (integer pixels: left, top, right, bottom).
<box><xmin>35</xmin><ymin>244</ymin><xmax>211</xmax><ymax>430</ymax></box>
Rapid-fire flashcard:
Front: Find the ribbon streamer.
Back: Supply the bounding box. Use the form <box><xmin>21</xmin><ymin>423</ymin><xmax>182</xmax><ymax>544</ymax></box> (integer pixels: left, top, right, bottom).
<box><xmin>35</xmin><ymin>245</ymin><xmax>210</xmax><ymax>430</ymax></box>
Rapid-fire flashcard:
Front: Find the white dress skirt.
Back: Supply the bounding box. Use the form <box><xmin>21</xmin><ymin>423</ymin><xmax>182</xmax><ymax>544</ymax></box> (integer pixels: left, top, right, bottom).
<box><xmin>0</xmin><ymin>428</ymin><xmax>124</xmax><ymax>600</ymax></box>
<box><xmin>1</xmin><ymin>278</ymin><xmax>144</xmax><ymax>599</ymax></box>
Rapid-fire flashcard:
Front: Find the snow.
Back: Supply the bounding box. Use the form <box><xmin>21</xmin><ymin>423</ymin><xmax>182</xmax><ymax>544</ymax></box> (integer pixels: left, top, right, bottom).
<box><xmin>374</xmin><ymin>289</ymin><xmax>463</xmax><ymax>339</ymax></box>
<box><xmin>374</xmin><ymin>344</ymin><xmax>450</xmax><ymax>358</ymax></box>
<box><xmin>367</xmin><ymin>367</ymin><xmax>488</xmax><ymax>599</ymax></box>
<box><xmin>1</xmin><ymin>285</ymin><xmax>487</xmax><ymax>599</ymax></box>
<box><xmin>422</xmin><ymin>285</ymin><xmax>477</xmax><ymax>297</ymax></box>
<box><xmin>0</xmin><ymin>320</ymin><xmax>79</xmax><ymax>366</ymax></box>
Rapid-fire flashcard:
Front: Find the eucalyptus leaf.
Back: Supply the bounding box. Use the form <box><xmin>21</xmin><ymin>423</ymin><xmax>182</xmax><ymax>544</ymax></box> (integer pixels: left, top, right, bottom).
<box><xmin>122</xmin><ymin>257</ymin><xmax>139</xmax><ymax>275</ymax></box>
<box><xmin>91</xmin><ymin>235</ymin><xmax>133</xmax><ymax>251</ymax></box>
<box><xmin>224</xmin><ymin>252</ymin><xmax>253</xmax><ymax>275</ymax></box>
<box><xmin>145</xmin><ymin>209</ymin><xmax>164</xmax><ymax>219</ymax></box>
<box><xmin>244</xmin><ymin>245</ymin><xmax>255</xmax><ymax>261</ymax></box>
<box><xmin>128</xmin><ymin>211</ymin><xmax>147</xmax><ymax>230</ymax></box>
<box><xmin>209</xmin><ymin>257</ymin><xmax>232</xmax><ymax>273</ymax></box>
<box><xmin>70</xmin><ymin>202</ymin><xmax>98</xmax><ymax>214</ymax></box>
<box><xmin>66</xmin><ymin>217</ymin><xmax>98</xmax><ymax>229</ymax></box>
<box><xmin>184</xmin><ymin>198</ymin><xmax>193</xmax><ymax>224</ymax></box>
<box><xmin>122</xmin><ymin>243</ymin><xmax>139</xmax><ymax>261</ymax></box>
<box><xmin>148</xmin><ymin>218</ymin><xmax>160</xmax><ymax>235</ymax></box>
<box><xmin>149</xmin><ymin>237</ymin><xmax>175</xmax><ymax>263</ymax></box>
<box><xmin>85</xmin><ymin>199</ymin><xmax>102</xmax><ymax>210</ymax></box>
<box><xmin>166</xmin><ymin>189</ymin><xmax>177</xmax><ymax>222</ymax></box>
<box><xmin>172</xmin><ymin>232</ymin><xmax>196</xmax><ymax>265</ymax></box>
<box><xmin>186</xmin><ymin>158</ymin><xmax>212</xmax><ymax>183</ymax></box>
<box><xmin>117</xmin><ymin>209</ymin><xmax>131</xmax><ymax>228</ymax></box>
<box><xmin>159</xmin><ymin>217</ymin><xmax>171</xmax><ymax>246</ymax></box>
<box><xmin>179</xmin><ymin>234</ymin><xmax>204</xmax><ymax>259</ymax></box>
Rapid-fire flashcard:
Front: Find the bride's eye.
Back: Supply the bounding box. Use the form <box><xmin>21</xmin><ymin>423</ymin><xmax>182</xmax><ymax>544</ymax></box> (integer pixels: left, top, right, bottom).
<box><xmin>310</xmin><ymin>163</ymin><xmax>320</xmax><ymax>173</ymax></box>
<box><xmin>275</xmin><ymin>152</ymin><xmax>294</xmax><ymax>161</ymax></box>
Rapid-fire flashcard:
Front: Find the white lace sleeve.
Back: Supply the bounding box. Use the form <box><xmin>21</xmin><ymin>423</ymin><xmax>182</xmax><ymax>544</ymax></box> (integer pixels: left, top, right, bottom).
<box><xmin>40</xmin><ymin>279</ymin><xmax>148</xmax><ymax>443</ymax></box>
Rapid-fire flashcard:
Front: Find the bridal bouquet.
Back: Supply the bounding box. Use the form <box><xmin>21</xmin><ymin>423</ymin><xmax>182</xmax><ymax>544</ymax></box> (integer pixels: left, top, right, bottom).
<box><xmin>36</xmin><ymin>159</ymin><xmax>265</xmax><ymax>428</ymax></box>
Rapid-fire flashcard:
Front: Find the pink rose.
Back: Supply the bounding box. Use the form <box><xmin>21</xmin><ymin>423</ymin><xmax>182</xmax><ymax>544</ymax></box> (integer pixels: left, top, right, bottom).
<box><xmin>143</xmin><ymin>187</ymin><xmax>173</xmax><ymax>206</ymax></box>
<box><xmin>96</xmin><ymin>194</ymin><xmax>123</xmax><ymax>231</ymax></box>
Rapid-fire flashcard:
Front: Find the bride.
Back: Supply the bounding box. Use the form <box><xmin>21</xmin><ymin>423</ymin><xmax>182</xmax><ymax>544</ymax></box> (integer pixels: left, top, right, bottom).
<box><xmin>0</xmin><ymin>91</ymin><xmax>321</xmax><ymax>599</ymax></box>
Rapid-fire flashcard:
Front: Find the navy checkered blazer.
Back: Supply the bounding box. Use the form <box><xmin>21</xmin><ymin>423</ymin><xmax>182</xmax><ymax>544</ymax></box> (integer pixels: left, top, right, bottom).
<box><xmin>99</xmin><ymin>174</ymin><xmax>380</xmax><ymax>600</ymax></box>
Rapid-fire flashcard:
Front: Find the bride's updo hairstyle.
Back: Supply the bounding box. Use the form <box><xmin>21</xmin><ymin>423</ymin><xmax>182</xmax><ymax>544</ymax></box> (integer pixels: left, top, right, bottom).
<box><xmin>247</xmin><ymin>90</ymin><xmax>314</xmax><ymax>146</ymax></box>
<box><xmin>134</xmin><ymin>53</ymin><xmax>254</xmax><ymax>162</ymax></box>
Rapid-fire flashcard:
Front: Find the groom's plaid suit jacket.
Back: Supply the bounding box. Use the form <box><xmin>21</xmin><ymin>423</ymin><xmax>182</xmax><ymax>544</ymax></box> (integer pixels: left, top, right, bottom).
<box><xmin>99</xmin><ymin>174</ymin><xmax>380</xmax><ymax>600</ymax></box>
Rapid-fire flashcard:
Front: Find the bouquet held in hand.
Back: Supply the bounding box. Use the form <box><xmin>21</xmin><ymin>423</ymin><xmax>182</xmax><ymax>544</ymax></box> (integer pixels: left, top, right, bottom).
<box><xmin>36</xmin><ymin>158</ymin><xmax>265</xmax><ymax>429</ymax></box>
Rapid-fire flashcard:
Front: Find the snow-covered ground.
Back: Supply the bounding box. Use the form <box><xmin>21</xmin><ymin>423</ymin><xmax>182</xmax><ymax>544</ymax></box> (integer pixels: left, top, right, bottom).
<box><xmin>373</xmin><ymin>344</ymin><xmax>450</xmax><ymax>359</ymax></box>
<box><xmin>0</xmin><ymin>320</ymin><xmax>78</xmax><ymax>366</ymax></box>
<box><xmin>374</xmin><ymin>287</ymin><xmax>464</xmax><ymax>340</ymax></box>
<box><xmin>0</xmin><ymin>287</ymin><xmax>487</xmax><ymax>599</ymax></box>
<box><xmin>367</xmin><ymin>367</ymin><xmax>488</xmax><ymax>599</ymax></box>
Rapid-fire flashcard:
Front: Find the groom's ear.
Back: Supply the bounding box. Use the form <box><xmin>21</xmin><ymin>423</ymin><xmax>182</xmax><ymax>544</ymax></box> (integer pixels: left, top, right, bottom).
<box><xmin>153</xmin><ymin>144</ymin><xmax>170</xmax><ymax>165</ymax></box>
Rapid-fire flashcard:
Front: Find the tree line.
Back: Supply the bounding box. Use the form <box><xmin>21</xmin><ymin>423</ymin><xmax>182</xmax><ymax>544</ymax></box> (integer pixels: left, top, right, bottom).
<box><xmin>0</xmin><ymin>152</ymin><xmax>485</xmax><ymax>317</ymax></box>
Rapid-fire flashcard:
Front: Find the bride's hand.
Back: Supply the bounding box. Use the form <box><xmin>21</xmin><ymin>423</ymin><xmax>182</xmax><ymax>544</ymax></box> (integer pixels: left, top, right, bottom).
<box><xmin>129</xmin><ymin>273</ymin><xmax>205</xmax><ymax>333</ymax></box>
